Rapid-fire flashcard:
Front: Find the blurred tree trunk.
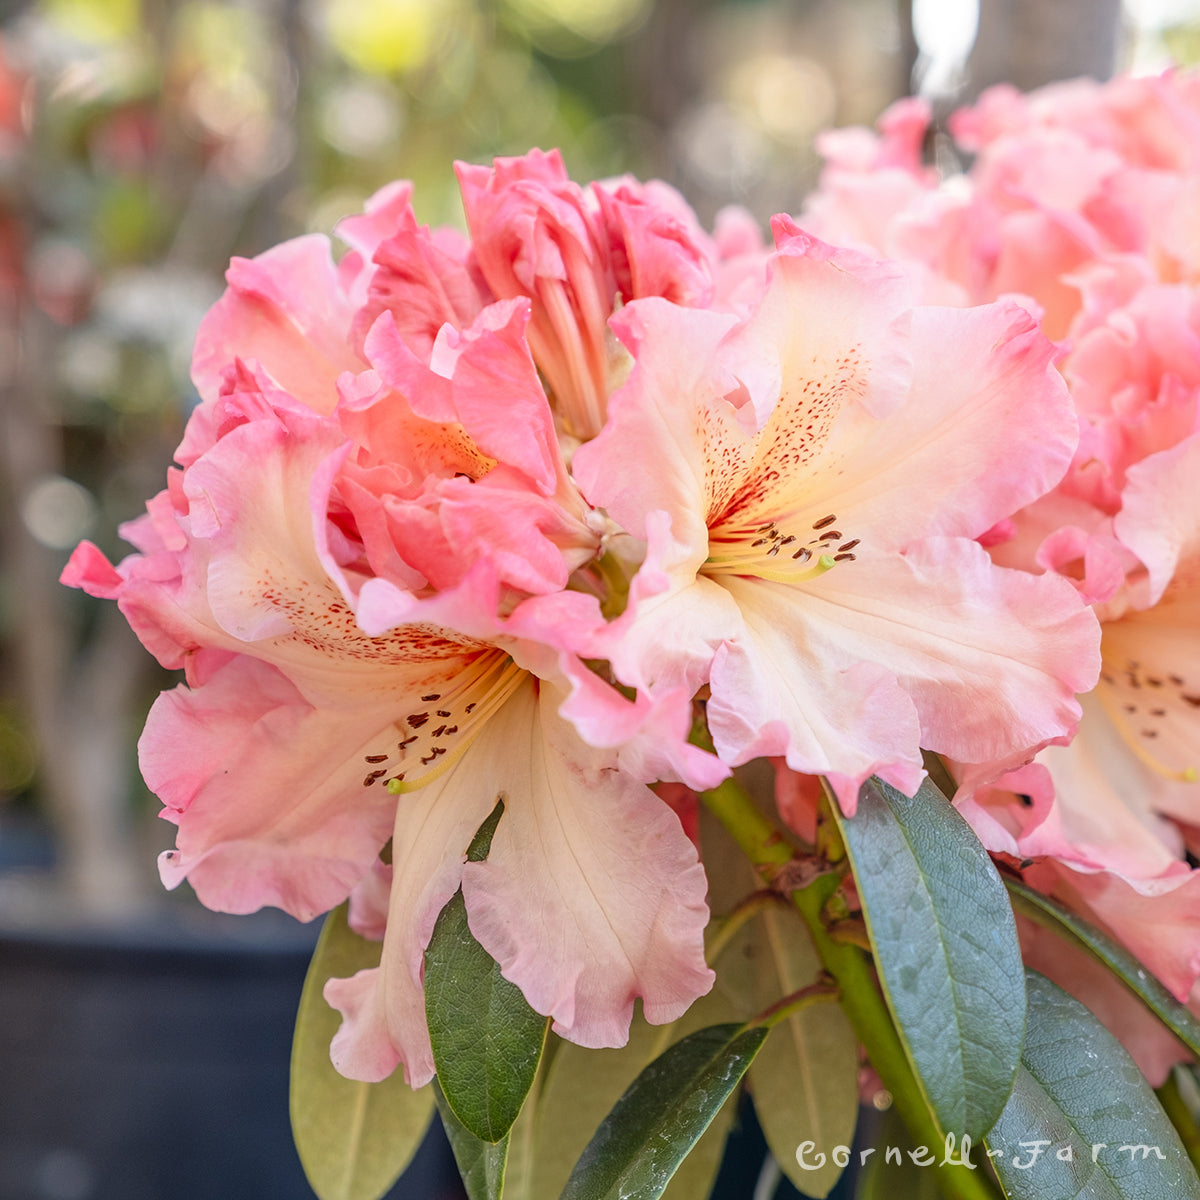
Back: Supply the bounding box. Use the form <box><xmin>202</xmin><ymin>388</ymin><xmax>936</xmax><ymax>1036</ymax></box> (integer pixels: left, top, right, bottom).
<box><xmin>896</xmin><ymin>0</ymin><xmax>919</xmax><ymax>97</ymax></box>
<box><xmin>965</xmin><ymin>0</ymin><xmax>1125</xmax><ymax>98</ymax></box>
<box><xmin>1</xmin><ymin>301</ymin><xmax>151</xmax><ymax>916</ymax></box>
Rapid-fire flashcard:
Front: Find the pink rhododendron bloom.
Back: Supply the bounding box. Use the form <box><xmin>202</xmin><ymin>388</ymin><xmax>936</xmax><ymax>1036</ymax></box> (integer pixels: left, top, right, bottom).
<box><xmin>803</xmin><ymin>74</ymin><xmax>1200</xmax><ymax>336</ymax></box>
<box><xmin>62</xmin><ymin>144</ymin><xmax>1113</xmax><ymax>1095</ymax></box>
<box><xmin>573</xmin><ymin>220</ymin><xmax>1099</xmax><ymax>812</ymax></box>
<box><xmin>964</xmin><ymin>432</ymin><xmax>1200</xmax><ymax>998</ymax></box>
<box><xmin>457</xmin><ymin>148</ymin><xmax>766</xmax><ymax>440</ymax></box>
<box><xmin>62</xmin><ymin>232</ymin><xmax>720</xmax><ymax>1085</ymax></box>
<box><xmin>807</xmin><ymin>71</ymin><xmax>1200</xmax><ymax>1027</ymax></box>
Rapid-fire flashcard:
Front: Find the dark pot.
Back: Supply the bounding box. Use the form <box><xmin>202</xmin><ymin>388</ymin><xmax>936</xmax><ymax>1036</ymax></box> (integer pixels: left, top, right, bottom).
<box><xmin>0</xmin><ymin>904</ymin><xmax>464</xmax><ymax>1200</ymax></box>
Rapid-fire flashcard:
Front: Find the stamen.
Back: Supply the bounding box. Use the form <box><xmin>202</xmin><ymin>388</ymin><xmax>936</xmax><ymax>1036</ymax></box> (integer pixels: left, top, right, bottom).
<box><xmin>388</xmin><ymin>658</ymin><xmax>526</xmax><ymax>796</ymax></box>
<box><xmin>1097</xmin><ymin>678</ymin><xmax>1200</xmax><ymax>784</ymax></box>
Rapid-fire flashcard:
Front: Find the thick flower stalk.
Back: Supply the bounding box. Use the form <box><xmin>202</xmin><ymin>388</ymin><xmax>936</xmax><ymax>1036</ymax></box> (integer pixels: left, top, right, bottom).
<box><xmin>63</xmin><ymin>149</ymin><xmax>1099</xmax><ymax>1090</ymax></box>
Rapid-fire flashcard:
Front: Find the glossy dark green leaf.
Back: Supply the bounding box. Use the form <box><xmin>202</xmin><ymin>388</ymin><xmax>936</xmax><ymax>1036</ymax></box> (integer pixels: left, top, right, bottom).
<box><xmin>435</xmin><ymin>1079</ymin><xmax>509</xmax><ymax>1200</ymax></box>
<box><xmin>1007</xmin><ymin>877</ymin><xmax>1200</xmax><ymax>1059</ymax></box>
<box><xmin>987</xmin><ymin>971</ymin><xmax>1200</xmax><ymax>1199</ymax></box>
<box><xmin>290</xmin><ymin>904</ymin><xmax>433</xmax><ymax>1200</ymax></box>
<box><xmin>425</xmin><ymin>800</ymin><xmax>549</xmax><ymax>1144</ymax></box>
<box><xmin>835</xmin><ymin>776</ymin><xmax>1026</xmax><ymax>1140</ymax></box>
<box><xmin>559</xmin><ymin>1022</ymin><xmax>768</xmax><ymax>1200</ymax></box>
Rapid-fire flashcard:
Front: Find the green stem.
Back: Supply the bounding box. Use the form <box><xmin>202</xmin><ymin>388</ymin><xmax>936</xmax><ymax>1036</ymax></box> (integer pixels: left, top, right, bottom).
<box><xmin>701</xmin><ymin>776</ymin><xmax>1000</xmax><ymax>1200</ymax></box>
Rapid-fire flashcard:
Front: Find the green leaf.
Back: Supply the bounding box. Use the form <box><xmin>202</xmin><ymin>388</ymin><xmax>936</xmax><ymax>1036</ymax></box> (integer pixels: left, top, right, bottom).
<box><xmin>834</xmin><ymin>775</ymin><xmax>1026</xmax><ymax>1141</ymax></box>
<box><xmin>1006</xmin><ymin>877</ymin><xmax>1200</xmax><ymax>1059</ymax></box>
<box><xmin>658</xmin><ymin>1093</ymin><xmax>737</xmax><ymax>1200</ymax></box>
<box><xmin>527</xmin><ymin>994</ymin><xmax>740</xmax><ymax>1200</ymax></box>
<box><xmin>715</xmin><ymin>894</ymin><xmax>858</xmax><ymax>1198</ymax></box>
<box><xmin>559</xmin><ymin>1022</ymin><xmax>768</xmax><ymax>1200</ymax></box>
<box><xmin>425</xmin><ymin>800</ymin><xmax>549</xmax><ymax>1144</ymax></box>
<box><xmin>435</xmin><ymin>1078</ymin><xmax>509</xmax><ymax>1200</ymax></box>
<box><xmin>987</xmin><ymin>970</ymin><xmax>1200</xmax><ymax>1199</ymax></box>
<box><xmin>290</xmin><ymin>904</ymin><xmax>434</xmax><ymax>1200</ymax></box>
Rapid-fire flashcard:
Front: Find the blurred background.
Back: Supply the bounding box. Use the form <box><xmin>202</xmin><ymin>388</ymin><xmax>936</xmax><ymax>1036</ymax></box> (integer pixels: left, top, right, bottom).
<box><xmin>0</xmin><ymin>0</ymin><xmax>1197</xmax><ymax>1197</ymax></box>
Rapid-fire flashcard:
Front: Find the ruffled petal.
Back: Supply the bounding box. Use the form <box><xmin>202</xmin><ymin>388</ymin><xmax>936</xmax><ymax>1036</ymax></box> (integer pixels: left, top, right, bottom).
<box><xmin>326</xmin><ymin>774</ymin><xmax>496</xmax><ymax>1085</ymax></box>
<box><xmin>730</xmin><ymin>539</ymin><xmax>1098</xmax><ymax>782</ymax></box>
<box><xmin>144</xmin><ymin>657</ymin><xmax>398</xmax><ymax>921</ymax></box>
<box><xmin>191</xmin><ymin>235</ymin><xmax>363</xmax><ymax>411</ymax></box>
<box><xmin>460</xmin><ymin>680</ymin><xmax>714</xmax><ymax>1045</ymax></box>
<box><xmin>1115</xmin><ymin>431</ymin><xmax>1200</xmax><ymax>604</ymax></box>
<box><xmin>554</xmin><ymin>655</ymin><xmax>729</xmax><ymax>791</ymax></box>
<box><xmin>326</xmin><ymin>676</ymin><xmax>714</xmax><ymax>1083</ymax></box>
<box><xmin>789</xmin><ymin>301</ymin><xmax>1077</xmax><ymax>550</ymax></box>
<box><xmin>706</xmin><ymin>576</ymin><xmax>924</xmax><ymax>812</ymax></box>
<box><xmin>982</xmin><ymin>697</ymin><xmax>1189</xmax><ymax>881</ymax></box>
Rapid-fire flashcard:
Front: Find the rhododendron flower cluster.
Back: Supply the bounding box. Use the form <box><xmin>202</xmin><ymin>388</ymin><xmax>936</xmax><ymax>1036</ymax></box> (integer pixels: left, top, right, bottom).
<box><xmin>802</xmin><ymin>69</ymin><xmax>1200</xmax><ymax>1079</ymax></box>
<box><xmin>63</xmin><ymin>147</ymin><xmax>1099</xmax><ymax>1088</ymax></box>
